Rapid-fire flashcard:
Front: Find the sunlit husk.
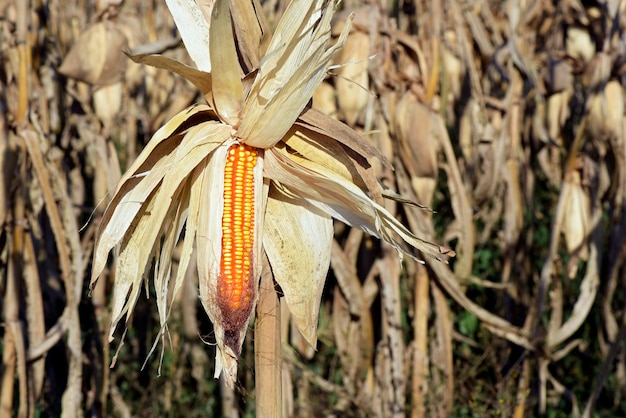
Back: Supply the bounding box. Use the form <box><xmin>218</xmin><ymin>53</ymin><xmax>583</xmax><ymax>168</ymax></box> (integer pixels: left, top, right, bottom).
<box><xmin>561</xmin><ymin>174</ymin><xmax>590</xmax><ymax>259</ymax></box>
<box><xmin>334</xmin><ymin>29</ymin><xmax>370</xmax><ymax>126</ymax></box>
<box><xmin>264</xmin><ymin>145</ymin><xmax>452</xmax><ymax>262</ymax></box>
<box><xmin>164</xmin><ymin>0</ymin><xmax>212</xmax><ymax>72</ymax></box>
<box><xmin>237</xmin><ymin>0</ymin><xmax>353</xmax><ymax>148</ymax></box>
<box><xmin>91</xmin><ymin>109</ymin><xmax>228</xmax><ymax>341</ymax></box>
<box><xmin>208</xmin><ymin>0</ymin><xmax>244</xmax><ymax>125</ymax></box>
<box><xmin>263</xmin><ymin>186</ymin><xmax>333</xmax><ymax>346</ymax></box>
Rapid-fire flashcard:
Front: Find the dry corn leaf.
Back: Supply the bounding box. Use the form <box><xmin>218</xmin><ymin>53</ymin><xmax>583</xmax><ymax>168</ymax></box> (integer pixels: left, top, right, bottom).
<box><xmin>312</xmin><ymin>81</ymin><xmax>338</xmax><ymax>118</ymax></box>
<box><xmin>93</xmin><ymin>81</ymin><xmax>123</xmax><ymax>125</ymax></box>
<box><xmin>395</xmin><ymin>92</ymin><xmax>440</xmax><ymax>179</ymax></box>
<box><xmin>164</xmin><ymin>0</ymin><xmax>212</xmax><ymax>72</ymax></box>
<box><xmin>59</xmin><ymin>21</ymin><xmax>128</xmax><ymax>86</ymax></box>
<box><xmin>209</xmin><ymin>0</ymin><xmax>244</xmax><ymax>125</ymax></box>
<box><xmin>237</xmin><ymin>1</ymin><xmax>353</xmax><ymax>148</ymax></box>
<box><xmin>229</xmin><ymin>0</ymin><xmax>270</xmax><ymax>72</ymax></box>
<box><xmin>566</xmin><ymin>26</ymin><xmax>596</xmax><ymax>63</ymax></box>
<box><xmin>561</xmin><ymin>172</ymin><xmax>590</xmax><ymax>258</ymax></box>
<box><xmin>333</xmin><ymin>27</ymin><xmax>370</xmax><ymax>126</ymax></box>
<box><xmin>126</xmin><ymin>53</ymin><xmax>213</xmax><ymax>99</ymax></box>
<box><xmin>263</xmin><ymin>186</ymin><xmax>333</xmax><ymax>346</ymax></box>
<box><xmin>588</xmin><ymin>79</ymin><xmax>624</xmax><ymax>141</ymax></box>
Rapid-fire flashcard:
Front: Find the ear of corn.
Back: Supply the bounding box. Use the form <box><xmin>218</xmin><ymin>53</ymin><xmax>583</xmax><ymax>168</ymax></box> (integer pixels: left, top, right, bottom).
<box><xmin>218</xmin><ymin>143</ymin><xmax>258</xmax><ymax>348</ymax></box>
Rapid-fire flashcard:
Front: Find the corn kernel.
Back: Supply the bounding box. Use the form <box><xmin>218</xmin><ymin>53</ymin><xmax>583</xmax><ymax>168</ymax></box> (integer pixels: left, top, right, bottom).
<box><xmin>218</xmin><ymin>143</ymin><xmax>258</xmax><ymax>313</ymax></box>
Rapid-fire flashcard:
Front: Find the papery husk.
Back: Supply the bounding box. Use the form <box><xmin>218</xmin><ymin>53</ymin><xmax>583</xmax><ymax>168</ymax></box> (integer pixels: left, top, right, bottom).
<box><xmin>588</xmin><ymin>80</ymin><xmax>624</xmax><ymax>142</ymax></box>
<box><xmin>263</xmin><ymin>186</ymin><xmax>333</xmax><ymax>346</ymax></box>
<box><xmin>334</xmin><ymin>28</ymin><xmax>370</xmax><ymax>126</ymax></box>
<box><xmin>164</xmin><ymin>0</ymin><xmax>212</xmax><ymax>72</ymax></box>
<box><xmin>93</xmin><ymin>81</ymin><xmax>123</xmax><ymax>125</ymax></box>
<box><xmin>312</xmin><ymin>81</ymin><xmax>338</xmax><ymax>118</ymax></box>
<box><xmin>91</xmin><ymin>106</ymin><xmax>219</xmax><ymax>285</ymax></box>
<box><xmin>237</xmin><ymin>0</ymin><xmax>353</xmax><ymax>148</ymax></box>
<box><xmin>395</xmin><ymin>92</ymin><xmax>440</xmax><ymax>180</ymax></box>
<box><xmin>565</xmin><ymin>26</ymin><xmax>595</xmax><ymax>63</ymax></box>
<box><xmin>208</xmin><ymin>0</ymin><xmax>244</xmax><ymax>125</ymax></box>
<box><xmin>264</xmin><ymin>147</ymin><xmax>454</xmax><ymax>262</ymax></box>
<box><xmin>561</xmin><ymin>172</ymin><xmax>590</xmax><ymax>262</ymax></box>
<box><xmin>59</xmin><ymin>20</ymin><xmax>128</xmax><ymax>86</ymax></box>
<box><xmin>126</xmin><ymin>53</ymin><xmax>213</xmax><ymax>102</ymax></box>
<box><xmin>441</xmin><ymin>29</ymin><xmax>464</xmax><ymax>100</ymax></box>
<box><xmin>91</xmin><ymin>109</ymin><xmax>229</xmax><ymax>341</ymax></box>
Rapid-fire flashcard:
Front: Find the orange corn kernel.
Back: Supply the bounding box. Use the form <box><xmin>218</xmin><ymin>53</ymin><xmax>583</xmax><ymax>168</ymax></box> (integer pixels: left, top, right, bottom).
<box><xmin>218</xmin><ymin>143</ymin><xmax>258</xmax><ymax>325</ymax></box>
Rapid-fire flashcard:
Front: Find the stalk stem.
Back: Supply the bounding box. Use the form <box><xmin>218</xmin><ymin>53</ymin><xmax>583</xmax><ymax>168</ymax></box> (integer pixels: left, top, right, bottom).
<box><xmin>255</xmin><ymin>256</ymin><xmax>282</xmax><ymax>418</ymax></box>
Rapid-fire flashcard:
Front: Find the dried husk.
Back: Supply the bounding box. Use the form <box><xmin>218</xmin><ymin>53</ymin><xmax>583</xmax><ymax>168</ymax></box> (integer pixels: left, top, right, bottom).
<box><xmin>333</xmin><ymin>25</ymin><xmax>370</xmax><ymax>126</ymax></box>
<box><xmin>59</xmin><ymin>21</ymin><xmax>128</xmax><ymax>86</ymax></box>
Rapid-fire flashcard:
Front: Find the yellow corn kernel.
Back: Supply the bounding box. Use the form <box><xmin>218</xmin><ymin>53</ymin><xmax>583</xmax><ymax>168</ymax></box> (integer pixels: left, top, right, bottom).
<box><xmin>218</xmin><ymin>143</ymin><xmax>258</xmax><ymax>316</ymax></box>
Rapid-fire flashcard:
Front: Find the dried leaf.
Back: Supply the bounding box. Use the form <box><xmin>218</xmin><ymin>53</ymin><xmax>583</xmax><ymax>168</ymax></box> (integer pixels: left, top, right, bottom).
<box><xmin>334</xmin><ymin>30</ymin><xmax>370</xmax><ymax>125</ymax></box>
<box><xmin>126</xmin><ymin>53</ymin><xmax>213</xmax><ymax>100</ymax></box>
<box><xmin>561</xmin><ymin>175</ymin><xmax>590</xmax><ymax>257</ymax></box>
<box><xmin>59</xmin><ymin>21</ymin><xmax>128</xmax><ymax>86</ymax></box>
<box><xmin>209</xmin><ymin>0</ymin><xmax>244</xmax><ymax>125</ymax></box>
<box><xmin>93</xmin><ymin>81</ymin><xmax>123</xmax><ymax>125</ymax></box>
<box><xmin>264</xmin><ymin>186</ymin><xmax>333</xmax><ymax>346</ymax></box>
<box><xmin>237</xmin><ymin>0</ymin><xmax>353</xmax><ymax>148</ymax></box>
<box><xmin>164</xmin><ymin>0</ymin><xmax>213</xmax><ymax>72</ymax></box>
<box><xmin>264</xmin><ymin>148</ymin><xmax>454</xmax><ymax>262</ymax></box>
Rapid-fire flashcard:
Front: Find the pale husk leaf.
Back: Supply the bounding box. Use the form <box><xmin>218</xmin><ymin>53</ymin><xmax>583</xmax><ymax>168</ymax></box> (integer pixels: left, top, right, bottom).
<box><xmin>286</xmin><ymin>121</ymin><xmax>386</xmax><ymax>204</ymax></box>
<box><xmin>154</xmin><ymin>180</ymin><xmax>191</xmax><ymax>343</ymax></box>
<box><xmin>334</xmin><ymin>30</ymin><xmax>370</xmax><ymax>126</ymax></box>
<box><xmin>237</xmin><ymin>0</ymin><xmax>353</xmax><ymax>148</ymax></box>
<box><xmin>264</xmin><ymin>148</ymin><xmax>454</xmax><ymax>262</ymax></box>
<box><xmin>58</xmin><ymin>21</ymin><xmax>128</xmax><ymax>86</ymax></box>
<box><xmin>126</xmin><ymin>53</ymin><xmax>213</xmax><ymax>99</ymax></box>
<box><xmin>164</xmin><ymin>0</ymin><xmax>213</xmax><ymax>72</ymax></box>
<box><xmin>92</xmin><ymin>107</ymin><xmax>198</xmax><ymax>286</ymax></box>
<box><xmin>91</xmin><ymin>112</ymin><xmax>225</xmax><ymax>288</ymax></box>
<box><xmin>107</xmin><ymin>123</ymin><xmax>229</xmax><ymax>340</ymax></box>
<box><xmin>561</xmin><ymin>177</ymin><xmax>590</xmax><ymax>256</ymax></box>
<box><xmin>263</xmin><ymin>186</ymin><xmax>333</xmax><ymax>347</ymax></box>
<box><xmin>297</xmin><ymin>107</ymin><xmax>390</xmax><ymax>167</ymax></box>
<box><xmin>171</xmin><ymin>164</ymin><xmax>204</xmax><ymax>309</ymax></box>
<box><xmin>282</xmin><ymin>128</ymin><xmax>363</xmax><ymax>186</ymax></box>
<box><xmin>209</xmin><ymin>0</ymin><xmax>244</xmax><ymax>125</ymax></box>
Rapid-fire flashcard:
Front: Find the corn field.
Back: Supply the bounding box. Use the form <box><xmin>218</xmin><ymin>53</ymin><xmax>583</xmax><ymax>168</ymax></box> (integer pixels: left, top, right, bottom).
<box><xmin>2</xmin><ymin>0</ymin><xmax>626</xmax><ymax>417</ymax></box>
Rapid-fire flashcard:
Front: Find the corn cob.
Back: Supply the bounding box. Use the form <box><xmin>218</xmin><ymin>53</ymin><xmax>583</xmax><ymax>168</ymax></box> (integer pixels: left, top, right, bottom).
<box><xmin>218</xmin><ymin>143</ymin><xmax>258</xmax><ymax>334</ymax></box>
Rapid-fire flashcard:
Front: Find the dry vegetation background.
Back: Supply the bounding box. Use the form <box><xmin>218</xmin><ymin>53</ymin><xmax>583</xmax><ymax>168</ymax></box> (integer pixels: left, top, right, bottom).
<box><xmin>1</xmin><ymin>0</ymin><xmax>626</xmax><ymax>417</ymax></box>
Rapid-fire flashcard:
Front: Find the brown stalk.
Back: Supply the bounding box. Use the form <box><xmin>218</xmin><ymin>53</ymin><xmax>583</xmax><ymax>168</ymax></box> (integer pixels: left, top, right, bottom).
<box><xmin>330</xmin><ymin>238</ymin><xmax>374</xmax><ymax>394</ymax></box>
<box><xmin>280</xmin><ymin>301</ymin><xmax>294</xmax><ymax>417</ymax></box>
<box><xmin>2</xmin><ymin>132</ymin><xmax>28</xmax><ymax>418</ymax></box>
<box><xmin>22</xmin><ymin>128</ymin><xmax>84</xmax><ymax>417</ymax></box>
<box><xmin>377</xmin><ymin>249</ymin><xmax>405</xmax><ymax>418</ymax></box>
<box><xmin>411</xmin><ymin>264</ymin><xmax>429</xmax><ymax>418</ymax></box>
<box><xmin>424</xmin><ymin>0</ymin><xmax>441</xmax><ymax>103</ymax></box>
<box><xmin>332</xmin><ymin>284</ymin><xmax>359</xmax><ymax>395</ymax></box>
<box><xmin>431</xmin><ymin>284</ymin><xmax>454</xmax><ymax>417</ymax></box>
<box><xmin>513</xmin><ymin>356</ymin><xmax>531</xmax><ymax>418</ymax></box>
<box><xmin>23</xmin><ymin>229</ymin><xmax>45</xmax><ymax>405</ymax></box>
<box><xmin>16</xmin><ymin>0</ymin><xmax>29</xmax><ymax>127</ymax></box>
<box><xmin>2</xmin><ymin>1</ymin><xmax>32</xmax><ymax>414</ymax></box>
<box><xmin>255</xmin><ymin>255</ymin><xmax>282</xmax><ymax>418</ymax></box>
